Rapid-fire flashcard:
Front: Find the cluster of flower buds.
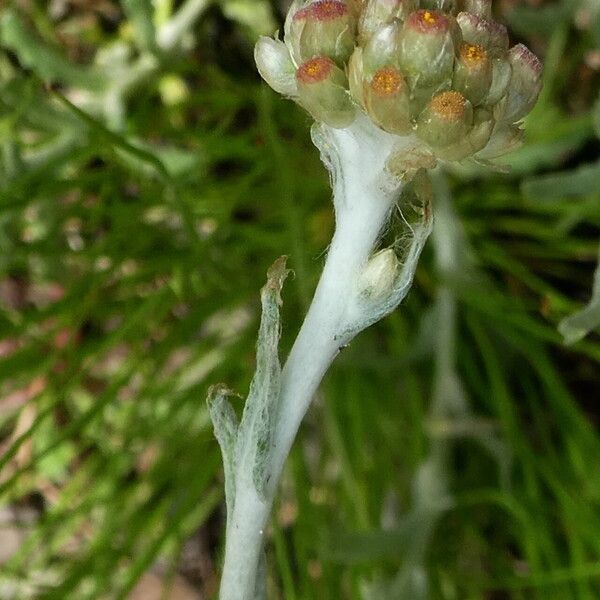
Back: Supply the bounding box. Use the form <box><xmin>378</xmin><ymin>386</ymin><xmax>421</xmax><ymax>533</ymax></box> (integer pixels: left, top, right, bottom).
<box><xmin>255</xmin><ymin>0</ymin><xmax>542</xmax><ymax>163</ymax></box>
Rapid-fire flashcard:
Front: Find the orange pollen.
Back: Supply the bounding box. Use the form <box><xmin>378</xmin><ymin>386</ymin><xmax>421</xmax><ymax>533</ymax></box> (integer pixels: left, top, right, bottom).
<box><xmin>297</xmin><ymin>57</ymin><xmax>334</xmax><ymax>84</ymax></box>
<box><xmin>460</xmin><ymin>43</ymin><xmax>487</xmax><ymax>66</ymax></box>
<box><xmin>408</xmin><ymin>9</ymin><xmax>448</xmax><ymax>33</ymax></box>
<box><xmin>430</xmin><ymin>91</ymin><xmax>466</xmax><ymax>121</ymax></box>
<box><xmin>371</xmin><ymin>67</ymin><xmax>403</xmax><ymax>97</ymax></box>
<box><xmin>422</xmin><ymin>10</ymin><xmax>436</xmax><ymax>24</ymax></box>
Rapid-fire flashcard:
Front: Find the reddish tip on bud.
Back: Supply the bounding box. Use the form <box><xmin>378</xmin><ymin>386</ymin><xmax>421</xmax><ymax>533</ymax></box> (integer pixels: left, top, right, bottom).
<box><xmin>289</xmin><ymin>0</ymin><xmax>355</xmax><ymax>66</ymax></box>
<box><xmin>430</xmin><ymin>91</ymin><xmax>467</xmax><ymax>121</ymax></box>
<box><xmin>370</xmin><ymin>67</ymin><xmax>404</xmax><ymax>97</ymax></box>
<box><xmin>294</xmin><ymin>0</ymin><xmax>349</xmax><ymax>20</ymax></box>
<box><xmin>508</xmin><ymin>43</ymin><xmax>542</xmax><ymax>76</ymax></box>
<box><xmin>456</xmin><ymin>12</ymin><xmax>509</xmax><ymax>57</ymax></box>
<box><xmin>400</xmin><ymin>9</ymin><xmax>456</xmax><ymax>87</ymax></box>
<box><xmin>296</xmin><ymin>56</ymin><xmax>335</xmax><ymax>84</ymax></box>
<box><xmin>498</xmin><ymin>43</ymin><xmax>543</xmax><ymax>123</ymax></box>
<box><xmin>406</xmin><ymin>9</ymin><xmax>449</xmax><ymax>34</ymax></box>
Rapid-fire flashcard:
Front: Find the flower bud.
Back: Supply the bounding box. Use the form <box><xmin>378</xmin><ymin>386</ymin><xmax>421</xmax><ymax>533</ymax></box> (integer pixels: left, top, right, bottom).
<box><xmin>290</xmin><ymin>0</ymin><xmax>356</xmax><ymax>65</ymax></box>
<box><xmin>296</xmin><ymin>56</ymin><xmax>355</xmax><ymax>128</ymax></box>
<box><xmin>358</xmin><ymin>0</ymin><xmax>415</xmax><ymax>44</ymax></box>
<box><xmin>399</xmin><ymin>10</ymin><xmax>457</xmax><ymax>87</ymax></box>
<box><xmin>452</xmin><ymin>42</ymin><xmax>492</xmax><ymax>105</ymax></box>
<box><xmin>499</xmin><ymin>44</ymin><xmax>543</xmax><ymax>123</ymax></box>
<box><xmin>417</xmin><ymin>90</ymin><xmax>473</xmax><ymax>148</ymax></box>
<box><xmin>358</xmin><ymin>248</ymin><xmax>399</xmax><ymax>300</ymax></box>
<box><xmin>363</xmin><ymin>66</ymin><xmax>412</xmax><ymax>134</ymax></box>
<box><xmin>456</xmin><ymin>12</ymin><xmax>508</xmax><ymax>58</ymax></box>
<box><xmin>255</xmin><ymin>37</ymin><xmax>298</xmax><ymax>97</ymax></box>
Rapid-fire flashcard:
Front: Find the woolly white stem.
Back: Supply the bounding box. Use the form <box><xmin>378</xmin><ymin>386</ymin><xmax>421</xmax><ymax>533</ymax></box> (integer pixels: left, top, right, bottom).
<box><xmin>219</xmin><ymin>482</ymin><xmax>268</xmax><ymax>600</ymax></box>
<box><xmin>272</xmin><ymin>166</ymin><xmax>397</xmax><ymax>479</ymax></box>
<box><xmin>219</xmin><ymin>117</ymin><xmax>421</xmax><ymax>599</ymax></box>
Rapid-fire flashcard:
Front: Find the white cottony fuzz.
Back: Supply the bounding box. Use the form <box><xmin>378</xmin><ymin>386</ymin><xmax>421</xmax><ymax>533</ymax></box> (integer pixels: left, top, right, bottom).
<box><xmin>254</xmin><ymin>37</ymin><xmax>298</xmax><ymax>97</ymax></box>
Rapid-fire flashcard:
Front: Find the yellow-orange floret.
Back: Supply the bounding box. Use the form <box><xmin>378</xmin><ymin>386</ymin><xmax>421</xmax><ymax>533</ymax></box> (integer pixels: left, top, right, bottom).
<box><xmin>297</xmin><ymin>57</ymin><xmax>335</xmax><ymax>84</ymax></box>
<box><xmin>430</xmin><ymin>91</ymin><xmax>467</xmax><ymax>121</ymax></box>
<box><xmin>407</xmin><ymin>9</ymin><xmax>449</xmax><ymax>33</ymax></box>
<box><xmin>460</xmin><ymin>43</ymin><xmax>488</xmax><ymax>67</ymax></box>
<box><xmin>370</xmin><ymin>67</ymin><xmax>404</xmax><ymax>97</ymax></box>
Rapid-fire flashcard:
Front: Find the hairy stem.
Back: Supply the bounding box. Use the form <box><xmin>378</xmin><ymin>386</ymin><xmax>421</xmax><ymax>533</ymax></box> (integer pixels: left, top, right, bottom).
<box><xmin>218</xmin><ymin>116</ymin><xmax>431</xmax><ymax>599</ymax></box>
<box><xmin>271</xmin><ymin>173</ymin><xmax>395</xmax><ymax>480</ymax></box>
<box><xmin>219</xmin><ymin>123</ymin><xmax>400</xmax><ymax>599</ymax></box>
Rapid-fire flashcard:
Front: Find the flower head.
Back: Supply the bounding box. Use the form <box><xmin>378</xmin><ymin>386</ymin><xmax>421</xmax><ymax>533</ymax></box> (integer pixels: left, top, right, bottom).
<box><xmin>255</xmin><ymin>0</ymin><xmax>543</xmax><ymax>165</ymax></box>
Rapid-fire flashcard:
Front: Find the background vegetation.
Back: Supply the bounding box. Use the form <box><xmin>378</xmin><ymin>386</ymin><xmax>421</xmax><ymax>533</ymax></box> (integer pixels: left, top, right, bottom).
<box><xmin>0</xmin><ymin>0</ymin><xmax>599</xmax><ymax>598</ymax></box>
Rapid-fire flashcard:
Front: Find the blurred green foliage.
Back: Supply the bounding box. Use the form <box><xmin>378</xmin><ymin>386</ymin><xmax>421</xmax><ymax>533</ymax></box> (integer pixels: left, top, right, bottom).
<box><xmin>0</xmin><ymin>0</ymin><xmax>598</xmax><ymax>598</ymax></box>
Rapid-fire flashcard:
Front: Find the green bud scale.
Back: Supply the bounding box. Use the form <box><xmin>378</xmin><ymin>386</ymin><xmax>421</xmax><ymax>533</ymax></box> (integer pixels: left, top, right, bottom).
<box><xmin>255</xmin><ymin>0</ymin><xmax>543</xmax><ymax>164</ymax></box>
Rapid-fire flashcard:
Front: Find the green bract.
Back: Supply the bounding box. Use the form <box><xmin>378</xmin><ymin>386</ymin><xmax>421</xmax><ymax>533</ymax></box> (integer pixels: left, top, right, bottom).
<box><xmin>254</xmin><ymin>0</ymin><xmax>543</xmax><ymax>165</ymax></box>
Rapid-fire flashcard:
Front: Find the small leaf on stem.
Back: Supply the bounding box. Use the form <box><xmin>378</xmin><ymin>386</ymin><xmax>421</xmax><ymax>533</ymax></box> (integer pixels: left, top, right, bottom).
<box><xmin>237</xmin><ymin>257</ymin><xmax>290</xmax><ymax>500</ymax></box>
